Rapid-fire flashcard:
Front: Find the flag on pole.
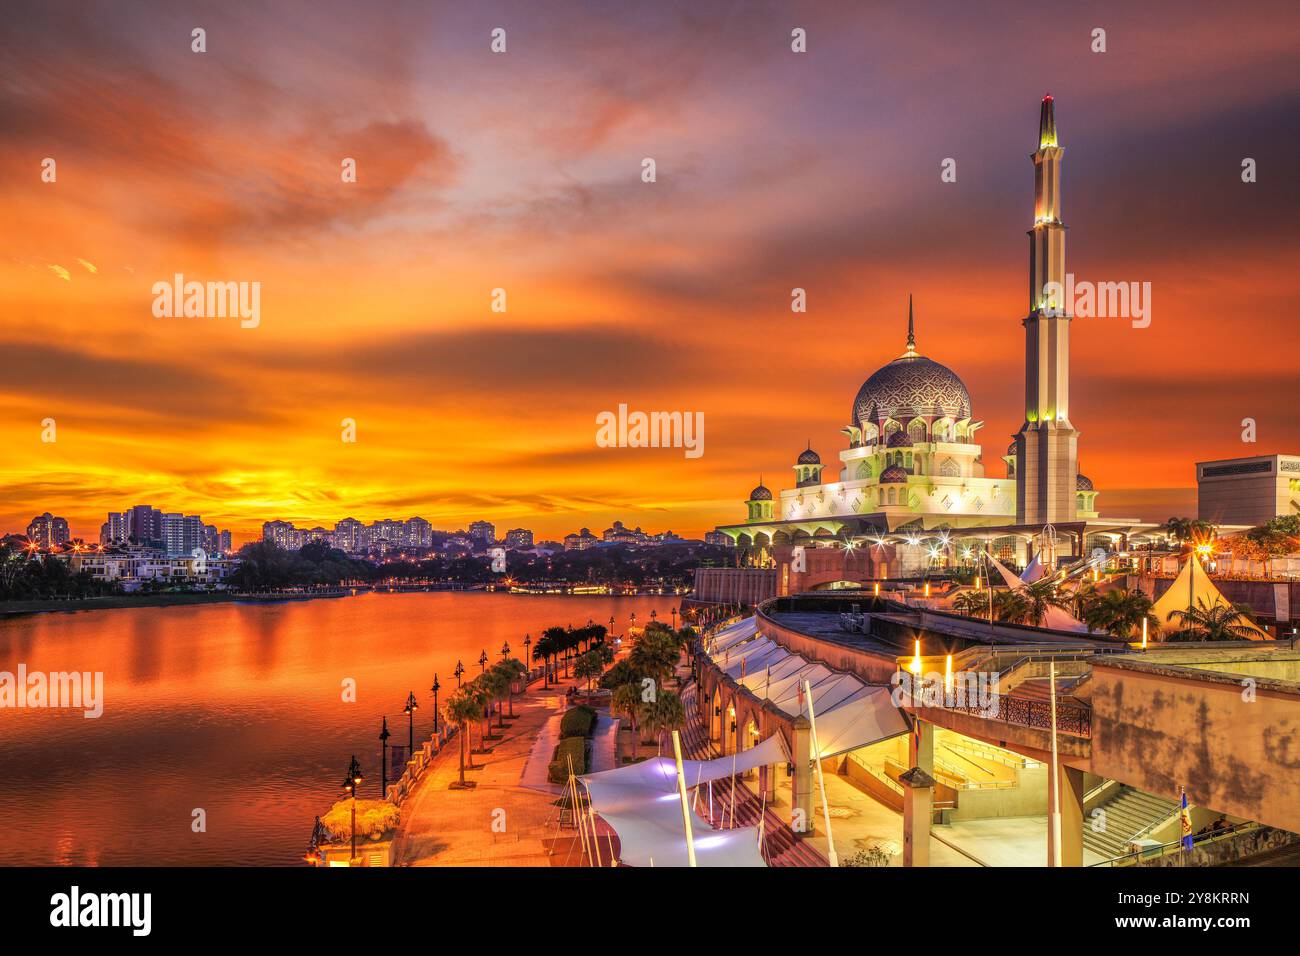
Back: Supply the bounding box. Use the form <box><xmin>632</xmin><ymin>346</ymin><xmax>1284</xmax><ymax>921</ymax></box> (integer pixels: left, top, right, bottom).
<box><xmin>1180</xmin><ymin>787</ymin><xmax>1194</xmax><ymax>851</ymax></box>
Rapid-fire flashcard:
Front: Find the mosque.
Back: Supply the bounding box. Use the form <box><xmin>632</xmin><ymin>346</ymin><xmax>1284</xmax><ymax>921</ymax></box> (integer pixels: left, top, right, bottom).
<box><xmin>713</xmin><ymin>96</ymin><xmax>1152</xmax><ymax>586</ymax></box>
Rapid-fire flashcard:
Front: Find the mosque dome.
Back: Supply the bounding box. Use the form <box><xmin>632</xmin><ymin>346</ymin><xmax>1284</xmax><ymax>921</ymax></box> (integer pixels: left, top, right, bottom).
<box><xmin>880</xmin><ymin>465</ymin><xmax>910</xmax><ymax>483</ymax></box>
<box><xmin>797</xmin><ymin>447</ymin><xmax>821</xmax><ymax>465</ymax></box>
<box><xmin>1006</xmin><ymin>440</ymin><xmax>1018</xmax><ymax>456</ymax></box>
<box><xmin>1076</xmin><ymin>473</ymin><xmax>1093</xmax><ymax>491</ymax></box>
<box><xmin>748</xmin><ymin>483</ymin><xmax>773</xmax><ymax>501</ymax></box>
<box><xmin>852</xmin><ymin>299</ymin><xmax>972</xmax><ymax>427</ymax></box>
<box><xmin>887</xmin><ymin>431</ymin><xmax>912</xmax><ymax>448</ymax></box>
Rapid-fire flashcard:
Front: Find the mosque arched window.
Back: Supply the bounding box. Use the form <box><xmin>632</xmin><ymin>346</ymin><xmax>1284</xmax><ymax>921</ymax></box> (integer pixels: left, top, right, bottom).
<box><xmin>939</xmin><ymin>458</ymin><xmax>960</xmax><ymax>478</ymax></box>
<box><xmin>905</xmin><ymin>452</ymin><xmax>913</xmax><ymax>468</ymax></box>
<box><xmin>908</xmin><ymin>420</ymin><xmax>927</xmax><ymax>443</ymax></box>
<box><xmin>888</xmin><ymin>488</ymin><xmax>897</xmax><ymax>505</ymax></box>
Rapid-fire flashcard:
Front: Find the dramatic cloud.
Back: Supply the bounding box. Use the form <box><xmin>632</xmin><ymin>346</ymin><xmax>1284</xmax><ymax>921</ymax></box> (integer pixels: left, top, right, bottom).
<box><xmin>1</xmin><ymin>0</ymin><xmax>1298</xmax><ymax>541</ymax></box>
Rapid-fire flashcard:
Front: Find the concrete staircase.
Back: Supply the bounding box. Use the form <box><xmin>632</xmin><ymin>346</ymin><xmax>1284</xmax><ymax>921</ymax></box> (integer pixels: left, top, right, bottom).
<box><xmin>1083</xmin><ymin>786</ymin><xmax>1179</xmax><ymax>860</ymax></box>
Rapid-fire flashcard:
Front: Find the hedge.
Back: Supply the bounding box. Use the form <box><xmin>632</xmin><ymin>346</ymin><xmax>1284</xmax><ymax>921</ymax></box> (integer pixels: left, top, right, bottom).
<box><xmin>547</xmin><ymin>736</ymin><xmax>587</xmax><ymax>784</ymax></box>
<box><xmin>559</xmin><ymin>704</ymin><xmax>597</xmax><ymax>739</ymax></box>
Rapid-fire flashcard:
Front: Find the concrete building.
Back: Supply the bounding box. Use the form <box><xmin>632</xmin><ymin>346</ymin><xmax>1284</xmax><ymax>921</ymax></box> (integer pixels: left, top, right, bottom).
<box><xmin>468</xmin><ymin>520</ymin><xmax>495</xmax><ymax>547</ymax></box>
<box><xmin>1197</xmin><ymin>454</ymin><xmax>1300</xmax><ymax>526</ymax></box>
<box><xmin>504</xmin><ymin>528</ymin><xmax>534</xmax><ymax>549</ymax></box>
<box><xmin>695</xmin><ymin>593</ymin><xmax>1300</xmax><ymax>868</ymax></box>
<box><xmin>563</xmin><ymin>527</ymin><xmax>598</xmax><ymax>551</ymax></box>
<box><xmin>25</xmin><ymin>512</ymin><xmax>71</xmax><ymax>549</ymax></box>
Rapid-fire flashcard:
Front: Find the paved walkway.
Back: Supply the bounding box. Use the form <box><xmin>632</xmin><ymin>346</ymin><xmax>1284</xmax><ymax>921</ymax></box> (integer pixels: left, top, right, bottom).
<box><xmin>393</xmin><ymin>675</ymin><xmax>592</xmax><ymax>867</ymax></box>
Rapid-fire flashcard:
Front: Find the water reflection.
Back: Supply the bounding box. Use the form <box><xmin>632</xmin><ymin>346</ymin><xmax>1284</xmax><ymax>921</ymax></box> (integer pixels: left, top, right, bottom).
<box><xmin>0</xmin><ymin>592</ymin><xmax>674</xmax><ymax>865</ymax></box>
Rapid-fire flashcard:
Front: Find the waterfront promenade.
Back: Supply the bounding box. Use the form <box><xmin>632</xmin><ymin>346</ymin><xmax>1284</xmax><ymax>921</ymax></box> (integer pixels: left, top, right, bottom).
<box><xmin>393</xmin><ymin>669</ymin><xmax>610</xmax><ymax>867</ymax></box>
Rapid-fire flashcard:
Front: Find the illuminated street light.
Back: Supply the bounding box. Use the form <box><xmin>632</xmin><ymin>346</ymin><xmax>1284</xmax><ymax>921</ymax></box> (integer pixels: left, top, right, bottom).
<box><xmin>342</xmin><ymin>756</ymin><xmax>363</xmax><ymax>864</ymax></box>
<box><xmin>454</xmin><ymin>660</ymin><xmax>464</xmax><ymax>688</ymax></box>
<box><xmin>478</xmin><ymin>650</ymin><xmax>488</xmax><ymax>673</ymax></box>
<box><xmin>379</xmin><ymin>717</ymin><xmax>391</xmax><ymax>797</ymax></box>
<box><xmin>430</xmin><ymin>674</ymin><xmax>441</xmax><ymax>735</ymax></box>
<box><xmin>501</xmin><ymin>640</ymin><xmax>510</xmax><ymax>661</ymax></box>
<box><xmin>403</xmin><ymin>691</ymin><xmax>419</xmax><ymax>758</ymax></box>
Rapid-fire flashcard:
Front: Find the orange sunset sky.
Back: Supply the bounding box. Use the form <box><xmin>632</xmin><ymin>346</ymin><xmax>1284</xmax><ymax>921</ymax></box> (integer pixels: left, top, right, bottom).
<box><xmin>2</xmin><ymin>1</ymin><xmax>1299</xmax><ymax>545</ymax></box>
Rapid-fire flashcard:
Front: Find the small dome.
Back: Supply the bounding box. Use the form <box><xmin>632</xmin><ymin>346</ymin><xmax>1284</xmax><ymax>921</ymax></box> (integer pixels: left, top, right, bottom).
<box><xmin>1076</xmin><ymin>473</ymin><xmax>1093</xmax><ymax>492</ymax></box>
<box><xmin>887</xmin><ymin>431</ymin><xmax>912</xmax><ymax>448</ymax></box>
<box><xmin>748</xmin><ymin>484</ymin><xmax>773</xmax><ymax>501</ymax></box>
<box><xmin>797</xmin><ymin>447</ymin><xmax>821</xmax><ymax>465</ymax></box>
<box><xmin>880</xmin><ymin>465</ymin><xmax>909</xmax><ymax>483</ymax></box>
<box><xmin>1006</xmin><ymin>440</ymin><xmax>1017</xmax><ymax>457</ymax></box>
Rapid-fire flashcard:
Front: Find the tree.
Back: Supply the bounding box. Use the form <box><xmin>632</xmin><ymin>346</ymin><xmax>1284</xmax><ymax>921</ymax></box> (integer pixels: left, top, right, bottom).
<box><xmin>1080</xmin><ymin>588</ymin><xmax>1158</xmax><ymax>640</ymax></box>
<box><xmin>638</xmin><ymin>690</ymin><xmax>685</xmax><ymax>755</ymax></box>
<box><xmin>611</xmin><ymin>682</ymin><xmax>644</xmax><ymax>759</ymax></box>
<box><xmin>952</xmin><ymin>589</ymin><xmax>990</xmax><ymax>618</ymax></box>
<box><xmin>445</xmin><ymin>688</ymin><xmax>483</xmax><ymax>786</ymax></box>
<box><xmin>1017</xmin><ymin>579</ymin><xmax>1073</xmax><ymax>627</ymax></box>
<box><xmin>1167</xmin><ymin>599</ymin><xmax>1259</xmax><ymax>642</ymax></box>
<box><xmin>573</xmin><ymin>644</ymin><xmax>613</xmax><ymax>691</ymax></box>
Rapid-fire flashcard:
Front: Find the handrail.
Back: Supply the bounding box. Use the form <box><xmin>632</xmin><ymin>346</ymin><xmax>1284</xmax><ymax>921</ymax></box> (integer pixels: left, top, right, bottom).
<box><xmin>1088</xmin><ymin>821</ymin><xmax>1261</xmax><ymax>867</ymax></box>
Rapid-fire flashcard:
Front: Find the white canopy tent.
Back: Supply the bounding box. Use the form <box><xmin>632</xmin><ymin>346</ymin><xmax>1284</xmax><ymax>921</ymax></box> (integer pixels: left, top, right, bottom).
<box><xmin>988</xmin><ymin>553</ymin><xmax>1091</xmax><ymax>633</ymax></box>
<box><xmin>707</xmin><ymin>619</ymin><xmax>910</xmax><ymax>760</ymax></box>
<box><xmin>580</xmin><ymin>734</ymin><xmax>789</xmax><ymax>867</ymax></box>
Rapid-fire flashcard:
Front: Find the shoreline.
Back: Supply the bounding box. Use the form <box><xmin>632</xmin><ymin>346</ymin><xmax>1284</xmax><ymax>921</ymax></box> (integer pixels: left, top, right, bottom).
<box><xmin>1</xmin><ymin>587</ymin><xmax>691</xmax><ymax>618</ymax></box>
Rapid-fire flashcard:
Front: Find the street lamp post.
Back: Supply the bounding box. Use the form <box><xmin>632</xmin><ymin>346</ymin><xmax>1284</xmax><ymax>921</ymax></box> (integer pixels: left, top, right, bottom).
<box><xmin>379</xmin><ymin>717</ymin><xmax>391</xmax><ymax>798</ymax></box>
<box><xmin>671</xmin><ymin>606</ymin><xmax>678</xmax><ymax>630</ymax></box>
<box><xmin>430</xmin><ymin>674</ymin><xmax>441</xmax><ymax>735</ymax></box>
<box><xmin>454</xmin><ymin>660</ymin><xmax>464</xmax><ymax>688</ymax></box>
<box><xmin>343</xmin><ymin>756</ymin><xmax>363</xmax><ymax>865</ymax></box>
<box><xmin>523</xmin><ymin>634</ymin><xmax>532</xmax><ymax>674</ymax></box>
<box><xmin>501</xmin><ymin>640</ymin><xmax>510</xmax><ymax>661</ymax></box>
<box><xmin>478</xmin><ymin>650</ymin><xmax>488</xmax><ymax>674</ymax></box>
<box><xmin>404</xmin><ymin>691</ymin><xmax>418</xmax><ymax>759</ymax></box>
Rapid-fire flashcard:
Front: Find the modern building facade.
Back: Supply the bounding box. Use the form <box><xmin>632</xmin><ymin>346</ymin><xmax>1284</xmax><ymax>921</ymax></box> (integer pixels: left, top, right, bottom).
<box><xmin>1197</xmin><ymin>454</ymin><xmax>1300</xmax><ymax>526</ymax></box>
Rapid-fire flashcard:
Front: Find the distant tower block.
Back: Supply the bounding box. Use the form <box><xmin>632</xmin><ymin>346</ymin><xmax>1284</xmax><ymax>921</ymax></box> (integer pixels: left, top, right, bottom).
<box><xmin>1016</xmin><ymin>94</ymin><xmax>1079</xmax><ymax>525</ymax></box>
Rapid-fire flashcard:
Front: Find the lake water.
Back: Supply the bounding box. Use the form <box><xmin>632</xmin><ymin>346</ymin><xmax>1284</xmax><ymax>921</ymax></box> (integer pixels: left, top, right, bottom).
<box><xmin>0</xmin><ymin>592</ymin><xmax>674</xmax><ymax>866</ymax></box>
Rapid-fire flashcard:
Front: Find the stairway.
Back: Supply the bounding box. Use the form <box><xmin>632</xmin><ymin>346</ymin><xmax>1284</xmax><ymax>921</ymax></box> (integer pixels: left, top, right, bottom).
<box><xmin>1083</xmin><ymin>786</ymin><xmax>1179</xmax><ymax>859</ymax></box>
<box><xmin>681</xmin><ymin>683</ymin><xmax>827</xmax><ymax>867</ymax></box>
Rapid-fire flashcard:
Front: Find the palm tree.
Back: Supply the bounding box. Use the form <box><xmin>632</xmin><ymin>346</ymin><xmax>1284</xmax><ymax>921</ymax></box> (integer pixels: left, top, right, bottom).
<box><xmin>495</xmin><ymin>658</ymin><xmax>526</xmax><ymax>717</ymax></box>
<box><xmin>638</xmin><ymin>690</ymin><xmax>685</xmax><ymax>756</ymax></box>
<box><xmin>446</xmin><ymin>689</ymin><xmax>483</xmax><ymax>784</ymax></box>
<box><xmin>1167</xmin><ymin>599</ymin><xmax>1259</xmax><ymax>642</ymax></box>
<box><xmin>612</xmin><ymin>682</ymin><xmax>644</xmax><ymax>760</ymax></box>
<box><xmin>1081</xmin><ymin>588</ymin><xmax>1158</xmax><ymax>639</ymax></box>
<box><xmin>480</xmin><ymin>669</ymin><xmax>510</xmax><ymax>729</ymax></box>
<box><xmin>952</xmin><ymin>589</ymin><xmax>990</xmax><ymax>618</ymax></box>
<box><xmin>532</xmin><ymin>635</ymin><xmax>554</xmax><ymax>685</ymax></box>
<box><xmin>992</xmin><ymin>588</ymin><xmax>1030</xmax><ymax>624</ymax></box>
<box><xmin>1018</xmin><ymin>579</ymin><xmax>1073</xmax><ymax>627</ymax></box>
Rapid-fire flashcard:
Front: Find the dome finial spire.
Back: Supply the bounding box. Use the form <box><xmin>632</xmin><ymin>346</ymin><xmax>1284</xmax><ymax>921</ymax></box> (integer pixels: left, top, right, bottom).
<box><xmin>902</xmin><ymin>295</ymin><xmax>918</xmax><ymax>357</ymax></box>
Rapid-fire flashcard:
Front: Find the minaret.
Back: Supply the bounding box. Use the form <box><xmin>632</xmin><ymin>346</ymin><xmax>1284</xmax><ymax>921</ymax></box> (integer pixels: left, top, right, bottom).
<box><xmin>1015</xmin><ymin>94</ymin><xmax>1078</xmax><ymax>525</ymax></box>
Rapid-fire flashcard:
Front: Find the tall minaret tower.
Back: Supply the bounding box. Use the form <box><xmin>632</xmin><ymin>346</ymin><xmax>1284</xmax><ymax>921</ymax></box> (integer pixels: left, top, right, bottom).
<box><xmin>1015</xmin><ymin>94</ymin><xmax>1078</xmax><ymax>525</ymax></box>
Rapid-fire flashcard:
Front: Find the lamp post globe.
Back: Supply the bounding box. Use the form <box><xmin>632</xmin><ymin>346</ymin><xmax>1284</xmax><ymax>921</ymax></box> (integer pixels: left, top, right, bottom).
<box><xmin>403</xmin><ymin>691</ymin><xmax>419</xmax><ymax>758</ymax></box>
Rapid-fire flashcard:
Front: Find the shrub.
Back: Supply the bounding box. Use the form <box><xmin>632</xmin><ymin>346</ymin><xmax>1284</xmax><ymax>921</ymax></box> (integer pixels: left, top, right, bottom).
<box><xmin>547</xmin><ymin>736</ymin><xmax>587</xmax><ymax>783</ymax></box>
<box><xmin>559</xmin><ymin>704</ymin><xmax>597</xmax><ymax>739</ymax></box>
<box><xmin>321</xmin><ymin>799</ymin><xmax>400</xmax><ymax>843</ymax></box>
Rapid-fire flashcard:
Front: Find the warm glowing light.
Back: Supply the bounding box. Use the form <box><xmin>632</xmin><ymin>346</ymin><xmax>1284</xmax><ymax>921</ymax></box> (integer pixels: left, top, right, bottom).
<box><xmin>873</xmin><ymin>582</ymin><xmax>880</xmax><ymax>597</ymax></box>
<box><xmin>923</xmin><ymin>582</ymin><xmax>931</xmax><ymax>598</ymax></box>
<box><xmin>1141</xmin><ymin>616</ymin><xmax>1148</xmax><ymax>649</ymax></box>
<box><xmin>944</xmin><ymin>654</ymin><xmax>953</xmax><ymax>694</ymax></box>
<box><xmin>909</xmin><ymin>639</ymin><xmax>922</xmax><ymax>675</ymax></box>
